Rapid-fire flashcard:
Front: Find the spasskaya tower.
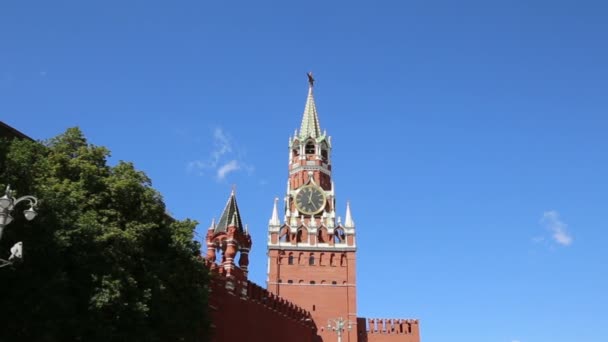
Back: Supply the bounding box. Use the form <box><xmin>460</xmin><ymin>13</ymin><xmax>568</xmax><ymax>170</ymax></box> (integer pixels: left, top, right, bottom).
<box><xmin>267</xmin><ymin>73</ymin><xmax>357</xmax><ymax>342</ymax></box>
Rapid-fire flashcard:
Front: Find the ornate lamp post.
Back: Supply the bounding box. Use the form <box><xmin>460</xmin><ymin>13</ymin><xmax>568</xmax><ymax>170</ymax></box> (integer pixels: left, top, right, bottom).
<box><xmin>0</xmin><ymin>185</ymin><xmax>38</xmax><ymax>268</ymax></box>
<box><xmin>0</xmin><ymin>185</ymin><xmax>38</xmax><ymax>240</ymax></box>
<box><xmin>327</xmin><ymin>317</ymin><xmax>353</xmax><ymax>342</ymax></box>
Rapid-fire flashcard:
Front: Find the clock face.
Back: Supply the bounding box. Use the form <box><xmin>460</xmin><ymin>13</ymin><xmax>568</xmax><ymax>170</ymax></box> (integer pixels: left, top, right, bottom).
<box><xmin>295</xmin><ymin>185</ymin><xmax>326</xmax><ymax>215</ymax></box>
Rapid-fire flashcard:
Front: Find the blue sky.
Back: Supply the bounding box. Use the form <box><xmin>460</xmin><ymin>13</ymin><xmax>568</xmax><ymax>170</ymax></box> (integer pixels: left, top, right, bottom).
<box><xmin>2</xmin><ymin>1</ymin><xmax>608</xmax><ymax>341</ymax></box>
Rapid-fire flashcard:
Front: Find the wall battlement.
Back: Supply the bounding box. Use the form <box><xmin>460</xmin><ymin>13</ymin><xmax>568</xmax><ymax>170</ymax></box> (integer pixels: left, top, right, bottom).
<box><xmin>205</xmin><ymin>262</ymin><xmax>318</xmax><ymax>342</ymax></box>
<box><xmin>357</xmin><ymin>317</ymin><xmax>420</xmax><ymax>342</ymax></box>
<box><xmin>365</xmin><ymin>318</ymin><xmax>419</xmax><ymax>334</ymax></box>
<box><xmin>205</xmin><ymin>263</ymin><xmax>315</xmax><ymax>327</ymax></box>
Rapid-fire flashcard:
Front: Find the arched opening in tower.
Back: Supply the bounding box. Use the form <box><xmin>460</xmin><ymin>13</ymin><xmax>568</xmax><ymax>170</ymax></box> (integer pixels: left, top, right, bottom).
<box><xmin>296</xmin><ymin>228</ymin><xmax>308</xmax><ymax>243</ymax></box>
<box><xmin>320</xmin><ymin>142</ymin><xmax>328</xmax><ymax>161</ymax></box>
<box><xmin>317</xmin><ymin>228</ymin><xmax>328</xmax><ymax>243</ymax></box>
<box><xmin>279</xmin><ymin>226</ymin><xmax>290</xmax><ymax>242</ymax></box>
<box><xmin>305</xmin><ymin>142</ymin><xmax>315</xmax><ymax>155</ymax></box>
<box><xmin>334</xmin><ymin>228</ymin><xmax>345</xmax><ymax>243</ymax></box>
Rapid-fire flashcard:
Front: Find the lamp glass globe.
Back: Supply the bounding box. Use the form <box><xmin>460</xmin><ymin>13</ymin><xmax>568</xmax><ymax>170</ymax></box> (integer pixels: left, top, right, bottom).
<box><xmin>24</xmin><ymin>208</ymin><xmax>37</xmax><ymax>221</ymax></box>
<box><xmin>0</xmin><ymin>196</ymin><xmax>11</xmax><ymax>209</ymax></box>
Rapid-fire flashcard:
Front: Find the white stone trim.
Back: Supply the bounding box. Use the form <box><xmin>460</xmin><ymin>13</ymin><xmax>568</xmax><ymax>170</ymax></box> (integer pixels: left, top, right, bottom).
<box><xmin>267</xmin><ymin>282</ymin><xmax>356</xmax><ymax>287</ymax></box>
<box><xmin>289</xmin><ymin>165</ymin><xmax>331</xmax><ymax>176</ymax></box>
<box><xmin>267</xmin><ymin>245</ymin><xmax>356</xmax><ymax>252</ymax></box>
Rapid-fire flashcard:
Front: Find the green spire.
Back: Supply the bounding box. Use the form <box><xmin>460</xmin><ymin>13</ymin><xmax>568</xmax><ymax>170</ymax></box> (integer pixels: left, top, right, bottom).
<box><xmin>299</xmin><ymin>72</ymin><xmax>322</xmax><ymax>139</ymax></box>
<box><xmin>215</xmin><ymin>188</ymin><xmax>244</xmax><ymax>233</ymax></box>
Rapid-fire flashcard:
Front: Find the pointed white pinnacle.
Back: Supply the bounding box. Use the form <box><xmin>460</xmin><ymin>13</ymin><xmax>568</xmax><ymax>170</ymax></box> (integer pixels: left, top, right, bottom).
<box><xmin>344</xmin><ymin>201</ymin><xmax>355</xmax><ymax>228</ymax></box>
<box><xmin>269</xmin><ymin>197</ymin><xmax>281</xmax><ymax>226</ymax></box>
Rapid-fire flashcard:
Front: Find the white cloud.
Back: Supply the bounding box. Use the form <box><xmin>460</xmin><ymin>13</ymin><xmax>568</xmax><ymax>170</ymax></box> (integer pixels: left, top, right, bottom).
<box><xmin>217</xmin><ymin>160</ymin><xmax>240</xmax><ymax>180</ymax></box>
<box><xmin>187</xmin><ymin>127</ymin><xmax>252</xmax><ymax>182</ymax></box>
<box><xmin>210</xmin><ymin>127</ymin><xmax>232</xmax><ymax>165</ymax></box>
<box><xmin>540</xmin><ymin>210</ymin><xmax>573</xmax><ymax>246</ymax></box>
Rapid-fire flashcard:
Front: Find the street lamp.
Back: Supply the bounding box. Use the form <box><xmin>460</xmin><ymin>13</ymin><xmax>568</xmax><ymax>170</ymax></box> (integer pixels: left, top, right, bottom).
<box><xmin>0</xmin><ymin>185</ymin><xmax>38</xmax><ymax>268</ymax></box>
<box><xmin>327</xmin><ymin>317</ymin><xmax>353</xmax><ymax>342</ymax></box>
<box><xmin>0</xmin><ymin>185</ymin><xmax>38</xmax><ymax>240</ymax></box>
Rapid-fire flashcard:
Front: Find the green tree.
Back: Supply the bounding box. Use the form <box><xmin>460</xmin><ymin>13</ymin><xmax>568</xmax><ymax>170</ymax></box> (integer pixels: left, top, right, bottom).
<box><xmin>0</xmin><ymin>128</ymin><xmax>209</xmax><ymax>341</ymax></box>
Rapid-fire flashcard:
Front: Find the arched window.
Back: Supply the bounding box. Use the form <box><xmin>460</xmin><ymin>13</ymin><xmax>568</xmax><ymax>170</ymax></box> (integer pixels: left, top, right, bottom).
<box><xmin>309</xmin><ymin>253</ymin><xmax>315</xmax><ymax>265</ymax></box>
<box><xmin>330</xmin><ymin>253</ymin><xmax>335</xmax><ymax>266</ymax></box>
<box><xmin>334</xmin><ymin>228</ymin><xmax>345</xmax><ymax>243</ymax></box>
<box><xmin>321</xmin><ymin>142</ymin><xmax>328</xmax><ymax>161</ymax></box>
<box><xmin>298</xmin><ymin>252</ymin><xmax>305</xmax><ymax>265</ymax></box>
<box><xmin>279</xmin><ymin>226</ymin><xmax>290</xmax><ymax>242</ymax></box>
<box><xmin>297</xmin><ymin>228</ymin><xmax>308</xmax><ymax>243</ymax></box>
<box><xmin>318</xmin><ymin>229</ymin><xmax>327</xmax><ymax>243</ymax></box>
<box><xmin>340</xmin><ymin>254</ymin><xmax>346</xmax><ymax>267</ymax></box>
<box><xmin>213</xmin><ymin>245</ymin><xmax>222</xmax><ymax>264</ymax></box>
<box><xmin>292</xmin><ymin>148</ymin><xmax>299</xmax><ymax>158</ymax></box>
<box><xmin>305</xmin><ymin>141</ymin><xmax>315</xmax><ymax>154</ymax></box>
<box><xmin>310</xmin><ymin>280</ymin><xmax>316</xmax><ymax>285</ymax></box>
<box><xmin>288</xmin><ymin>253</ymin><xmax>294</xmax><ymax>265</ymax></box>
<box><xmin>319</xmin><ymin>253</ymin><xmax>325</xmax><ymax>266</ymax></box>
<box><xmin>288</xmin><ymin>280</ymin><xmax>293</xmax><ymax>284</ymax></box>
<box><xmin>331</xmin><ymin>281</ymin><xmax>337</xmax><ymax>285</ymax></box>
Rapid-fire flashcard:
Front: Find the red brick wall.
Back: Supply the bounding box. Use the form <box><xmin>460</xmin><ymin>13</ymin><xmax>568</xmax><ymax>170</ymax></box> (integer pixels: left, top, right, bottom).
<box><xmin>268</xmin><ymin>249</ymin><xmax>358</xmax><ymax>342</ymax></box>
<box><xmin>207</xmin><ymin>270</ymin><xmax>319</xmax><ymax>342</ymax></box>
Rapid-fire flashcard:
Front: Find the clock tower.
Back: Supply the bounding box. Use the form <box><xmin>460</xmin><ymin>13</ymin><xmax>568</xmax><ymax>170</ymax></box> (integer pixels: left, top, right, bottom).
<box><xmin>267</xmin><ymin>74</ymin><xmax>357</xmax><ymax>342</ymax></box>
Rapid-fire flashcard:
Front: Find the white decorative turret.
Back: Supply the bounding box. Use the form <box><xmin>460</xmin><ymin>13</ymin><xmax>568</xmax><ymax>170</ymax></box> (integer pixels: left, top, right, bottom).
<box><xmin>344</xmin><ymin>201</ymin><xmax>355</xmax><ymax>228</ymax></box>
<box><xmin>290</xmin><ymin>209</ymin><xmax>298</xmax><ymax>226</ymax></box>
<box><xmin>326</xmin><ymin>212</ymin><xmax>334</xmax><ymax>228</ymax></box>
<box><xmin>269</xmin><ymin>197</ymin><xmax>281</xmax><ymax>226</ymax></box>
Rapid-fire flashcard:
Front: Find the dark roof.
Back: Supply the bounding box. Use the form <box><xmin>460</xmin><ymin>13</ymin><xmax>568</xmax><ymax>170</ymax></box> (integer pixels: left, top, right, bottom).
<box><xmin>0</xmin><ymin>121</ymin><xmax>33</xmax><ymax>141</ymax></box>
<box><xmin>215</xmin><ymin>190</ymin><xmax>244</xmax><ymax>234</ymax></box>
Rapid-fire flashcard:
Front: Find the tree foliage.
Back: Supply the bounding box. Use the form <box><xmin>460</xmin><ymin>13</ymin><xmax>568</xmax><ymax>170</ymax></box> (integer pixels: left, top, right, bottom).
<box><xmin>0</xmin><ymin>128</ymin><xmax>209</xmax><ymax>341</ymax></box>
